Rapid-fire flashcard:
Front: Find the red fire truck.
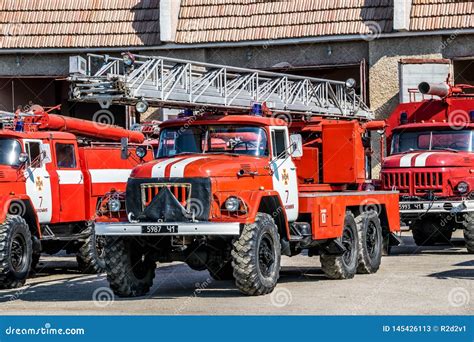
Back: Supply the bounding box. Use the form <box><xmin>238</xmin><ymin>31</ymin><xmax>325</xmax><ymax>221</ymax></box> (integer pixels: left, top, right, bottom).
<box><xmin>70</xmin><ymin>53</ymin><xmax>400</xmax><ymax>297</ymax></box>
<box><xmin>381</xmin><ymin>82</ymin><xmax>474</xmax><ymax>252</ymax></box>
<box><xmin>0</xmin><ymin>105</ymin><xmax>150</xmax><ymax>289</ymax></box>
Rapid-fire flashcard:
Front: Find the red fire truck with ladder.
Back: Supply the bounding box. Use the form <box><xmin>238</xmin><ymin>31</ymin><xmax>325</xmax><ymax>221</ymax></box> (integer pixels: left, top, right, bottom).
<box><xmin>381</xmin><ymin>81</ymin><xmax>474</xmax><ymax>252</ymax></box>
<box><xmin>69</xmin><ymin>53</ymin><xmax>401</xmax><ymax>297</ymax></box>
<box><xmin>0</xmin><ymin>104</ymin><xmax>151</xmax><ymax>289</ymax></box>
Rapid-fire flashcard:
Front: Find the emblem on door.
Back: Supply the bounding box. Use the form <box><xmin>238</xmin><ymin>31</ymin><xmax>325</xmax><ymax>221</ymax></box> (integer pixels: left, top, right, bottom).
<box><xmin>35</xmin><ymin>176</ymin><xmax>43</xmax><ymax>191</ymax></box>
<box><xmin>281</xmin><ymin>168</ymin><xmax>289</xmax><ymax>185</ymax></box>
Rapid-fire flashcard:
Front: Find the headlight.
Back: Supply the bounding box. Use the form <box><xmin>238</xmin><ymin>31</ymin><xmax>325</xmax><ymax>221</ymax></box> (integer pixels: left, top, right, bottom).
<box><xmin>135</xmin><ymin>100</ymin><xmax>149</xmax><ymax>113</ymax></box>
<box><xmin>456</xmin><ymin>181</ymin><xmax>469</xmax><ymax>194</ymax></box>
<box><xmin>136</xmin><ymin>146</ymin><xmax>147</xmax><ymax>159</ymax></box>
<box><xmin>225</xmin><ymin>197</ymin><xmax>241</xmax><ymax>212</ymax></box>
<box><xmin>108</xmin><ymin>199</ymin><xmax>121</xmax><ymax>212</ymax></box>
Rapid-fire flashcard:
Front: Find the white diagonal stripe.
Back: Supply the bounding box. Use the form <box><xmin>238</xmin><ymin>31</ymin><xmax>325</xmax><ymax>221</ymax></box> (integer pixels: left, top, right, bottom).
<box><xmin>169</xmin><ymin>156</ymin><xmax>207</xmax><ymax>177</ymax></box>
<box><xmin>151</xmin><ymin>157</ymin><xmax>184</xmax><ymax>178</ymax></box>
<box><xmin>414</xmin><ymin>152</ymin><xmax>436</xmax><ymax>167</ymax></box>
<box><xmin>399</xmin><ymin>153</ymin><xmax>418</xmax><ymax>167</ymax></box>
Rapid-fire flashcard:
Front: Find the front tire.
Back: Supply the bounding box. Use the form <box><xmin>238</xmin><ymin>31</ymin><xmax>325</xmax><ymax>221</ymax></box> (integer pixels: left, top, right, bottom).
<box><xmin>0</xmin><ymin>215</ymin><xmax>32</xmax><ymax>289</ymax></box>
<box><xmin>356</xmin><ymin>212</ymin><xmax>382</xmax><ymax>274</ymax></box>
<box><xmin>232</xmin><ymin>213</ymin><xmax>281</xmax><ymax>295</ymax></box>
<box><xmin>76</xmin><ymin>223</ymin><xmax>106</xmax><ymax>274</ymax></box>
<box><xmin>463</xmin><ymin>214</ymin><xmax>474</xmax><ymax>253</ymax></box>
<box><xmin>104</xmin><ymin>237</ymin><xmax>156</xmax><ymax>297</ymax></box>
<box><xmin>320</xmin><ymin>212</ymin><xmax>359</xmax><ymax>279</ymax></box>
<box><xmin>412</xmin><ymin>220</ymin><xmax>452</xmax><ymax>246</ymax></box>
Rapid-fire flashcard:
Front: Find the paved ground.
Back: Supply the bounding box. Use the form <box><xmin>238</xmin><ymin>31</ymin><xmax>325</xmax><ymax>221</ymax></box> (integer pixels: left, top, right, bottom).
<box><xmin>0</xmin><ymin>231</ymin><xmax>472</xmax><ymax>315</ymax></box>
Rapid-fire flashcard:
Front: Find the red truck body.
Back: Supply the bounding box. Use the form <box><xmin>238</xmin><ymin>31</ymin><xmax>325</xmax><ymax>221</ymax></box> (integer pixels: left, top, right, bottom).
<box><xmin>0</xmin><ymin>106</ymin><xmax>152</xmax><ymax>288</ymax></box>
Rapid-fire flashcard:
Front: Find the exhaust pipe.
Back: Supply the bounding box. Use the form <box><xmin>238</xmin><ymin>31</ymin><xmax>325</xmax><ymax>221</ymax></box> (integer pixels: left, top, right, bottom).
<box><xmin>418</xmin><ymin>82</ymin><xmax>450</xmax><ymax>98</ymax></box>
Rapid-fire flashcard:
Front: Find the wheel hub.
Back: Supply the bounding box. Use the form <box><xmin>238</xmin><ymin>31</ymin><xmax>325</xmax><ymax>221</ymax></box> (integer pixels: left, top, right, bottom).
<box><xmin>258</xmin><ymin>234</ymin><xmax>275</xmax><ymax>277</ymax></box>
<box><xmin>11</xmin><ymin>234</ymin><xmax>27</xmax><ymax>272</ymax></box>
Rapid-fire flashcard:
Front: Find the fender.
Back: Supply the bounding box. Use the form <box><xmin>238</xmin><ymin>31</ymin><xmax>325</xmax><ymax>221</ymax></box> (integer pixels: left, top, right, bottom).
<box><xmin>0</xmin><ymin>195</ymin><xmax>41</xmax><ymax>237</ymax></box>
<box><xmin>247</xmin><ymin>190</ymin><xmax>291</xmax><ymax>240</ymax></box>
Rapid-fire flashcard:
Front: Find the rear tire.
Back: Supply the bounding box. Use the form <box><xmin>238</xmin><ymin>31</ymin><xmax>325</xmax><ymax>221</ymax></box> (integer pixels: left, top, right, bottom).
<box><xmin>0</xmin><ymin>215</ymin><xmax>32</xmax><ymax>289</ymax></box>
<box><xmin>320</xmin><ymin>211</ymin><xmax>359</xmax><ymax>279</ymax></box>
<box><xmin>76</xmin><ymin>223</ymin><xmax>106</xmax><ymax>274</ymax></box>
<box><xmin>356</xmin><ymin>212</ymin><xmax>382</xmax><ymax>274</ymax></box>
<box><xmin>104</xmin><ymin>237</ymin><xmax>156</xmax><ymax>297</ymax></box>
<box><xmin>232</xmin><ymin>213</ymin><xmax>281</xmax><ymax>295</ymax></box>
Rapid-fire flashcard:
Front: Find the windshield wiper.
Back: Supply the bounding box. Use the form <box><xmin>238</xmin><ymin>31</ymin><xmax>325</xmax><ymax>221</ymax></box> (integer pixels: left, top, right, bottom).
<box><xmin>432</xmin><ymin>147</ymin><xmax>459</xmax><ymax>153</ymax></box>
<box><xmin>205</xmin><ymin>151</ymin><xmax>240</xmax><ymax>157</ymax></box>
<box><xmin>400</xmin><ymin>149</ymin><xmax>423</xmax><ymax>154</ymax></box>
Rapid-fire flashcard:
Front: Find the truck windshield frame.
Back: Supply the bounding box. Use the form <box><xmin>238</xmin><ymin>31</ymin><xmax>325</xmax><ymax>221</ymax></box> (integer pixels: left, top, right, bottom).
<box><xmin>157</xmin><ymin>125</ymin><xmax>269</xmax><ymax>158</ymax></box>
<box><xmin>0</xmin><ymin>138</ymin><xmax>21</xmax><ymax>166</ymax></box>
<box><xmin>391</xmin><ymin>129</ymin><xmax>474</xmax><ymax>154</ymax></box>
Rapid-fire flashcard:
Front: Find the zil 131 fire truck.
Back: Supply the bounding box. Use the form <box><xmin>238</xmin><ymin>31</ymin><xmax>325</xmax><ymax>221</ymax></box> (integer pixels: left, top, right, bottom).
<box><xmin>0</xmin><ymin>105</ymin><xmax>150</xmax><ymax>289</ymax></box>
<box><xmin>381</xmin><ymin>81</ymin><xmax>474</xmax><ymax>252</ymax></box>
<box><xmin>69</xmin><ymin>53</ymin><xmax>400</xmax><ymax>297</ymax></box>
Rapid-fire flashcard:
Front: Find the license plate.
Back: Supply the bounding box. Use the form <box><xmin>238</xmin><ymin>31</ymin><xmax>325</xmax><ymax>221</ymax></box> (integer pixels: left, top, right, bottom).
<box><xmin>142</xmin><ymin>225</ymin><xmax>179</xmax><ymax>234</ymax></box>
<box><xmin>399</xmin><ymin>203</ymin><xmax>423</xmax><ymax>210</ymax></box>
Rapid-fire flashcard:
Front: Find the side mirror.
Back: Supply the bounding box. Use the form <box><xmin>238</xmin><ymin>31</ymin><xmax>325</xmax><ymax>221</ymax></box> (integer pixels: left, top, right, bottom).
<box><xmin>18</xmin><ymin>152</ymin><xmax>29</xmax><ymax>164</ymax></box>
<box><xmin>289</xmin><ymin>134</ymin><xmax>303</xmax><ymax>158</ymax></box>
<box><xmin>121</xmin><ymin>137</ymin><xmax>129</xmax><ymax>160</ymax></box>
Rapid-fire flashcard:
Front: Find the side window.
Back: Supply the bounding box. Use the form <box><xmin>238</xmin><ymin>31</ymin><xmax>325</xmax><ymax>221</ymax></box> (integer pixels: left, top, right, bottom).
<box><xmin>55</xmin><ymin>143</ymin><xmax>77</xmax><ymax>169</ymax></box>
<box><xmin>25</xmin><ymin>142</ymin><xmax>42</xmax><ymax>168</ymax></box>
<box><xmin>271</xmin><ymin>130</ymin><xmax>287</xmax><ymax>159</ymax></box>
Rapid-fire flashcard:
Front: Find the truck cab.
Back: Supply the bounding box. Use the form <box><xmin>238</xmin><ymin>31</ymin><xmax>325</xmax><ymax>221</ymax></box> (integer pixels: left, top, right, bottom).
<box><xmin>381</xmin><ymin>82</ymin><xmax>474</xmax><ymax>251</ymax></box>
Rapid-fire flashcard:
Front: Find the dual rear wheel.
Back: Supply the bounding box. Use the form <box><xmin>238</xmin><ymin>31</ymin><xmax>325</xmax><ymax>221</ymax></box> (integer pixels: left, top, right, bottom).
<box><xmin>320</xmin><ymin>211</ymin><xmax>383</xmax><ymax>279</ymax></box>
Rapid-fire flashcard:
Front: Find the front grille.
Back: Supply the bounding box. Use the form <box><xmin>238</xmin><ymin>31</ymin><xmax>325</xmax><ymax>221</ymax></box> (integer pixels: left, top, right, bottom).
<box><xmin>382</xmin><ymin>172</ymin><xmax>410</xmax><ymax>192</ymax></box>
<box><xmin>413</xmin><ymin>172</ymin><xmax>443</xmax><ymax>194</ymax></box>
<box><xmin>140</xmin><ymin>183</ymin><xmax>191</xmax><ymax>210</ymax></box>
<box><xmin>382</xmin><ymin>171</ymin><xmax>444</xmax><ymax>195</ymax></box>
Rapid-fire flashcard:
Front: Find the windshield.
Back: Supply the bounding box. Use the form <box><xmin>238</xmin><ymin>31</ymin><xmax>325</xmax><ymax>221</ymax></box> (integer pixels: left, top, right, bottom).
<box><xmin>391</xmin><ymin>129</ymin><xmax>473</xmax><ymax>154</ymax></box>
<box><xmin>157</xmin><ymin>125</ymin><xmax>269</xmax><ymax>158</ymax></box>
<box><xmin>0</xmin><ymin>138</ymin><xmax>21</xmax><ymax>166</ymax></box>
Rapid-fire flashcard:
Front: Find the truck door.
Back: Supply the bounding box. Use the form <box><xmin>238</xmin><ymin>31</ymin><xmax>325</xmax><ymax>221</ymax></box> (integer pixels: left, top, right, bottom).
<box><xmin>23</xmin><ymin>140</ymin><xmax>53</xmax><ymax>223</ymax></box>
<box><xmin>269</xmin><ymin>126</ymin><xmax>299</xmax><ymax>222</ymax></box>
<box><xmin>53</xmin><ymin>141</ymin><xmax>85</xmax><ymax>222</ymax></box>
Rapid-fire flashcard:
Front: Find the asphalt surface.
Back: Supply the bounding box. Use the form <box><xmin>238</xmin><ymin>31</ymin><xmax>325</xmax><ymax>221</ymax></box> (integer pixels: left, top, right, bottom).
<box><xmin>0</xmin><ymin>231</ymin><xmax>472</xmax><ymax>315</ymax></box>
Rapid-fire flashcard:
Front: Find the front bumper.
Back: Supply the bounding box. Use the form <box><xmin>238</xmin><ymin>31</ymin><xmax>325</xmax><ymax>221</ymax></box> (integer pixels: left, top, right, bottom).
<box><xmin>399</xmin><ymin>200</ymin><xmax>474</xmax><ymax>215</ymax></box>
<box><xmin>95</xmin><ymin>221</ymin><xmax>241</xmax><ymax>236</ymax></box>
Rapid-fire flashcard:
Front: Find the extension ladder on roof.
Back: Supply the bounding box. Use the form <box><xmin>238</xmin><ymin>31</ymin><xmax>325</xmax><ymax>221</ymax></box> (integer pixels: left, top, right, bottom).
<box><xmin>68</xmin><ymin>53</ymin><xmax>373</xmax><ymax>121</ymax></box>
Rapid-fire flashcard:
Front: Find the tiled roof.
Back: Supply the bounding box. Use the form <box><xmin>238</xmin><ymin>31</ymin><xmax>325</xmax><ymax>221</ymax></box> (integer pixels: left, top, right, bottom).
<box><xmin>410</xmin><ymin>0</ymin><xmax>473</xmax><ymax>31</ymax></box>
<box><xmin>0</xmin><ymin>0</ymin><xmax>161</xmax><ymax>49</ymax></box>
<box><xmin>176</xmin><ymin>0</ymin><xmax>474</xmax><ymax>44</ymax></box>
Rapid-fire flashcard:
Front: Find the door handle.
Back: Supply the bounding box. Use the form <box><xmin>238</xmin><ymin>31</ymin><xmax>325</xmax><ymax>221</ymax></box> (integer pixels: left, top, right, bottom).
<box><xmin>44</xmin><ymin>175</ymin><xmax>50</xmax><ymax>178</ymax></box>
<box><xmin>290</xmin><ymin>167</ymin><xmax>296</xmax><ymax>171</ymax></box>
